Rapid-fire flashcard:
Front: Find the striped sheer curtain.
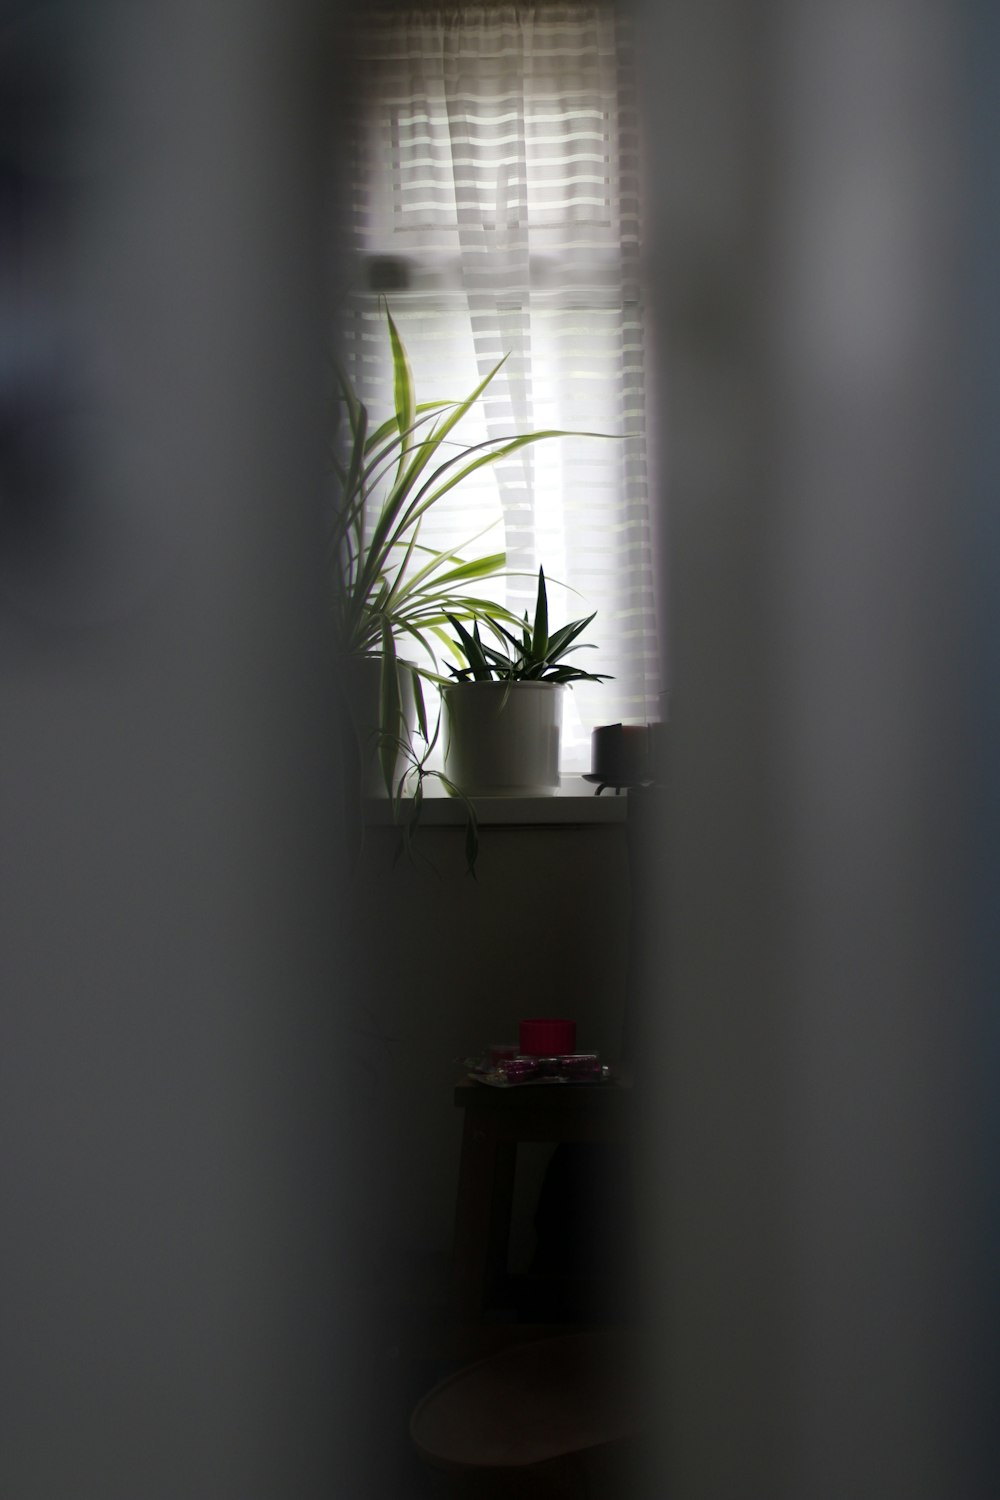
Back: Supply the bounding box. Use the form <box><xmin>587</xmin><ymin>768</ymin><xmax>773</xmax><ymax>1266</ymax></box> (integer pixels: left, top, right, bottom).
<box><xmin>343</xmin><ymin>1</ymin><xmax>658</xmax><ymax>767</ymax></box>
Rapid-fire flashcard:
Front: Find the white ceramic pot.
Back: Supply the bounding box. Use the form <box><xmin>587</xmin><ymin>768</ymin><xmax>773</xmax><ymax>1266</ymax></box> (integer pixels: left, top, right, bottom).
<box><xmin>440</xmin><ymin>681</ymin><xmax>564</xmax><ymax>796</ymax></box>
<box><xmin>338</xmin><ymin>655</ymin><xmax>416</xmax><ymax>796</ymax></box>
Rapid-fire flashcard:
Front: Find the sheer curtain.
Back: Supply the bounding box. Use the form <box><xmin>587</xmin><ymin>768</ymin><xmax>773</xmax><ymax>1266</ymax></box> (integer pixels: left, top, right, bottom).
<box><xmin>343</xmin><ymin>1</ymin><xmax>658</xmax><ymax>767</ymax></box>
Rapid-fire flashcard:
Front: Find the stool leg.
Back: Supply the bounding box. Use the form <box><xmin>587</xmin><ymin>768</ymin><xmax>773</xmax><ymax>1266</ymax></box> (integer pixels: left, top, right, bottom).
<box><xmin>451</xmin><ymin>1116</ymin><xmax>517</xmax><ymax>1321</ymax></box>
<box><xmin>484</xmin><ymin>1139</ymin><xmax>517</xmax><ymax>1309</ymax></box>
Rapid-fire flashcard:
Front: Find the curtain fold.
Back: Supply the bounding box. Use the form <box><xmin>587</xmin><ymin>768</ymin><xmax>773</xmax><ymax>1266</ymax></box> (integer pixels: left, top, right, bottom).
<box><xmin>345</xmin><ymin>2</ymin><xmax>659</xmax><ymax>765</ymax></box>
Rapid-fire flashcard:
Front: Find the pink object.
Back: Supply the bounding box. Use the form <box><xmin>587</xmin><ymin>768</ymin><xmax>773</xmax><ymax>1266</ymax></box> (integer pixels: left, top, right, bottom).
<box><xmin>519</xmin><ymin>1018</ymin><xmax>577</xmax><ymax>1056</ymax></box>
<box><xmin>488</xmin><ymin>1042</ymin><xmax>518</xmax><ymax>1064</ymax></box>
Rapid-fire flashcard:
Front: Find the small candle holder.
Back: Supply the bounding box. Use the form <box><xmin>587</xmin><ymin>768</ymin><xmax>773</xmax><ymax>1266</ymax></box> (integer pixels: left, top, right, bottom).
<box><xmin>519</xmin><ymin>1018</ymin><xmax>577</xmax><ymax>1055</ymax></box>
<box><xmin>583</xmin><ymin>723</ymin><xmax>654</xmax><ymax>794</ymax></box>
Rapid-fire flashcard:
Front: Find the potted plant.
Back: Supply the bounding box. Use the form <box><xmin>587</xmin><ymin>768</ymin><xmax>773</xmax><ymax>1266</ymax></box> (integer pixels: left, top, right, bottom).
<box><xmin>441</xmin><ymin>568</ymin><xmax>610</xmax><ymax>797</ymax></box>
<box><xmin>330</xmin><ymin>307</ymin><xmax>576</xmax><ymax>802</ymax></box>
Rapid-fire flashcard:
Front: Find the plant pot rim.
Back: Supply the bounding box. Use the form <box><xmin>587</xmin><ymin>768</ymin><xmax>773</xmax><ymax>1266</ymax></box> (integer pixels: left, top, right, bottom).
<box><xmin>441</xmin><ymin>679</ymin><xmax>565</xmax><ymax>693</ymax></box>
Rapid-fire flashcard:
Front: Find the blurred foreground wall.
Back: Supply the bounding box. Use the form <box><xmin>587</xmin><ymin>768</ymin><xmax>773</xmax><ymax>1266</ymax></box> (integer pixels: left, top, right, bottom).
<box><xmin>0</xmin><ymin>4</ymin><xmax>372</xmax><ymax>1495</ymax></box>
<box><xmin>636</xmin><ymin>1</ymin><xmax>1000</xmax><ymax>1497</ymax></box>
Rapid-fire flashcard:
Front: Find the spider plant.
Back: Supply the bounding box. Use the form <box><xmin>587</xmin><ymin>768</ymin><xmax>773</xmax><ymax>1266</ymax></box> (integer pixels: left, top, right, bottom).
<box><xmin>330</xmin><ymin>307</ymin><xmax>582</xmax><ymax>796</ymax></box>
<box><xmin>444</xmin><ymin>567</ymin><xmax>611</xmax><ymax>685</ymax></box>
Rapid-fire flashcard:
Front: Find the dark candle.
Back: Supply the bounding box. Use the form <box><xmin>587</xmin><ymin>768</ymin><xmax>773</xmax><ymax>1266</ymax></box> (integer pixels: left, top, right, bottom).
<box><xmin>591</xmin><ymin>723</ymin><xmax>651</xmax><ymax>785</ymax></box>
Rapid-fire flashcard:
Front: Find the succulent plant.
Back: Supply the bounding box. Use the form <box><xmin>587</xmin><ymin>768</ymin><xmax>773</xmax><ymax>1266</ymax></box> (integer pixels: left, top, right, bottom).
<box><xmin>444</xmin><ymin>567</ymin><xmax>611</xmax><ymax>686</ymax></box>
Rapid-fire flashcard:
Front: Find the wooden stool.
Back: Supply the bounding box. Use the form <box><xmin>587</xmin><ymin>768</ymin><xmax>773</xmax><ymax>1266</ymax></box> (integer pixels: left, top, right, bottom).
<box><xmin>450</xmin><ymin>1078</ymin><xmax>633</xmax><ymax>1328</ymax></box>
<box><xmin>410</xmin><ymin>1328</ymin><xmax>644</xmax><ymax>1498</ymax></box>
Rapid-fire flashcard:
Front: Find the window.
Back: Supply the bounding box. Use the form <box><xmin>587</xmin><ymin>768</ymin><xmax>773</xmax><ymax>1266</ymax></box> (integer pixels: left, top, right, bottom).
<box><xmin>343</xmin><ymin>1</ymin><xmax>658</xmax><ymax>768</ymax></box>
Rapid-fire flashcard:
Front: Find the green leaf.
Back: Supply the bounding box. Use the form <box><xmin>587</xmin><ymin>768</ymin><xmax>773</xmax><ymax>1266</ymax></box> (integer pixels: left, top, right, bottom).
<box><xmin>382</xmin><ymin>523</ymin><xmax>423</xmax><ymax>613</ymax></box>
<box><xmin>378</xmin><ymin>624</ymin><xmax>402</xmax><ymax>797</ymax></box>
<box><xmin>409</xmin><ymin>665</ymin><xmax>428</xmax><ymax>743</ymax></box>
<box><xmin>385</xmin><ymin>546</ymin><xmax>507</xmax><ymax>611</ymax></box>
<box><xmin>418</xmin><ymin>551</ymin><xmax>507</xmax><ymax>588</ymax></box>
<box><xmin>445</xmin><ymin>613</ymin><xmax>491</xmax><ymax>678</ymax></box>
<box><xmin>338</xmin><ymin>387</ymin><xmax>368</xmax><ymax>515</ymax></box>
<box><xmin>386</xmin><ymin>305</ymin><xmax>415</xmax><ymax>462</ymax></box>
<box><xmin>542</xmin><ymin>612</ymin><xmax>598</xmax><ymax>664</ymax></box>
<box><xmin>357</xmin><ymin>359</ymin><xmax>512</xmax><ymax>594</ymax></box>
<box><xmin>481</xmin><ymin>641</ymin><xmax>517</xmax><ymax>673</ymax></box>
<box><xmin>532</xmin><ymin>567</ymin><xmax>548</xmax><ymax>660</ymax></box>
<box><xmin>436</xmin><ymin>772</ymin><xmax>480</xmax><ymax>876</ymax></box>
<box><xmin>364</xmin><ymin>399</ymin><xmax>453</xmax><ymax>455</ymax></box>
<box><xmin>361</xmin><ymin>408</ymin><xmax>448</xmax><ymax>494</ymax></box>
<box><xmin>489</xmin><ymin>618</ymin><xmax>526</xmax><ymax>654</ymax></box>
<box><xmin>464</xmin><ymin>815</ymin><xmax>479</xmax><ymax>878</ymax></box>
<box><xmin>393</xmin><ymin>429</ymin><xmax>577</xmax><ymax>542</ymax></box>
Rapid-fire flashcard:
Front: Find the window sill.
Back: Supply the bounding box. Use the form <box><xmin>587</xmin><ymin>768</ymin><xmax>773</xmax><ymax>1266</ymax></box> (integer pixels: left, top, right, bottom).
<box><xmin>364</xmin><ymin>775</ymin><xmax>630</xmax><ymax>826</ymax></box>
